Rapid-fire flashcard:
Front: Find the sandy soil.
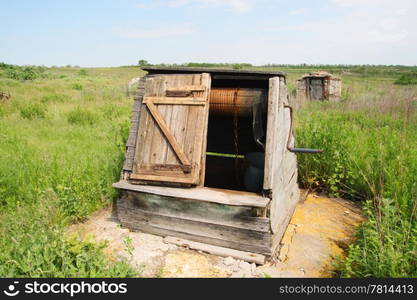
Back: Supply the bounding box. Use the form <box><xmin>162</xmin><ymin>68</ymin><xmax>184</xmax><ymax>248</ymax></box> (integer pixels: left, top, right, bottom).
<box><xmin>67</xmin><ymin>193</ymin><xmax>364</xmax><ymax>278</ymax></box>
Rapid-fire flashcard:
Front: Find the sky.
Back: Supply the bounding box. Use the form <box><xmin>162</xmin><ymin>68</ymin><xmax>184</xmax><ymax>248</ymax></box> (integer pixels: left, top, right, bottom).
<box><xmin>1</xmin><ymin>0</ymin><xmax>416</xmax><ymax>67</ymax></box>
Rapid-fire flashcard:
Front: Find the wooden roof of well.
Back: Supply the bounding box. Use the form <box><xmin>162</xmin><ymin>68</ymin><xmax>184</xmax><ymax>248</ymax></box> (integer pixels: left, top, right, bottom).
<box><xmin>142</xmin><ymin>66</ymin><xmax>285</xmax><ymax>79</ymax></box>
<box><xmin>299</xmin><ymin>71</ymin><xmax>340</xmax><ymax>80</ymax></box>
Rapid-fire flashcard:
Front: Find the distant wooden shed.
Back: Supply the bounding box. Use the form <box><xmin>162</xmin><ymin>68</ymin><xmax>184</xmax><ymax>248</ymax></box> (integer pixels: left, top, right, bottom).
<box><xmin>113</xmin><ymin>67</ymin><xmax>300</xmax><ymax>261</ymax></box>
<box><xmin>296</xmin><ymin>71</ymin><xmax>342</xmax><ymax>102</ymax></box>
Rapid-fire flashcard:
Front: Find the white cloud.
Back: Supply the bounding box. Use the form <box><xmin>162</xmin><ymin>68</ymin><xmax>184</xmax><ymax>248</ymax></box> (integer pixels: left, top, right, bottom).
<box><xmin>256</xmin><ymin>0</ymin><xmax>417</xmax><ymax>64</ymax></box>
<box><xmin>289</xmin><ymin>8</ymin><xmax>308</xmax><ymax>16</ymax></box>
<box><xmin>112</xmin><ymin>24</ymin><xmax>195</xmax><ymax>39</ymax></box>
<box><xmin>331</xmin><ymin>0</ymin><xmax>417</xmax><ymax>10</ymax></box>
<box><xmin>168</xmin><ymin>0</ymin><xmax>252</xmax><ymax>12</ymax></box>
<box><xmin>129</xmin><ymin>0</ymin><xmax>417</xmax><ymax>65</ymax></box>
<box><xmin>332</xmin><ymin>0</ymin><xmax>374</xmax><ymax>7</ymax></box>
<box><xmin>276</xmin><ymin>0</ymin><xmax>416</xmax><ymax>46</ymax></box>
<box><xmin>136</xmin><ymin>0</ymin><xmax>253</xmax><ymax>13</ymax></box>
<box><xmin>370</xmin><ymin>30</ymin><xmax>408</xmax><ymax>43</ymax></box>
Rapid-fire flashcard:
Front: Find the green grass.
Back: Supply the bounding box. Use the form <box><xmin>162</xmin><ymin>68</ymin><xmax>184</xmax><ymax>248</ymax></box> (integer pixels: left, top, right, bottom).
<box><xmin>1</xmin><ymin>64</ymin><xmax>416</xmax><ymax>277</ymax></box>
<box><xmin>20</xmin><ymin>102</ymin><xmax>47</xmax><ymax>119</ymax></box>
<box><xmin>294</xmin><ymin>82</ymin><xmax>417</xmax><ymax>277</ymax></box>
<box><xmin>394</xmin><ymin>72</ymin><xmax>417</xmax><ymax>85</ymax></box>
<box><xmin>0</xmin><ymin>63</ymin><xmax>49</xmax><ymax>81</ymax></box>
<box><xmin>0</xmin><ymin>66</ymin><xmax>141</xmax><ymax>277</ymax></box>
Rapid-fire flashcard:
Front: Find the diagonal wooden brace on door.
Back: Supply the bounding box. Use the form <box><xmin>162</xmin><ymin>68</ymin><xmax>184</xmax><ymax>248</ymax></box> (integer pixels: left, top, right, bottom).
<box><xmin>145</xmin><ymin>100</ymin><xmax>192</xmax><ymax>170</ymax></box>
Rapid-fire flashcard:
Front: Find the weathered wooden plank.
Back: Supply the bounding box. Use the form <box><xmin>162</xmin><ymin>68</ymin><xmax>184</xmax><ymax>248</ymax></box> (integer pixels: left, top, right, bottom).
<box><xmin>147</xmin><ymin>76</ymin><xmax>169</xmax><ymax>167</ymax></box>
<box><xmin>118</xmin><ymin>205</ymin><xmax>269</xmax><ymax>240</ymax></box>
<box><xmin>165</xmin><ymin>90</ymin><xmax>191</xmax><ymax>97</ymax></box>
<box><xmin>119</xmin><ymin>190</ymin><xmax>269</xmax><ymax>230</ymax></box>
<box><xmin>157</xmin><ymin>77</ymin><xmax>178</xmax><ymax>165</ymax></box>
<box><xmin>124</xmin><ymin>147</ymin><xmax>135</xmax><ymax>159</ymax></box>
<box><xmin>142</xmin><ymin>66</ymin><xmax>284</xmax><ymax>77</ymax></box>
<box><xmin>151</xmin><ymin>164</ymin><xmax>192</xmax><ymax>173</ymax></box>
<box><xmin>165</xmin><ymin>95</ymin><xmax>187</xmax><ymax>164</ymax></box>
<box><xmin>130</xmin><ymin>112</ymin><xmax>139</xmax><ymax>124</ymax></box>
<box><xmin>166</xmin><ymin>85</ymin><xmax>206</xmax><ymax>92</ymax></box>
<box><xmin>164</xmin><ymin>73</ymin><xmax>190</xmax><ymax>165</ymax></box>
<box><xmin>143</xmin><ymin>96</ymin><xmax>206</xmax><ymax>105</ymax></box>
<box><xmin>130</xmin><ymin>173</ymin><xmax>196</xmax><ymax>184</ymax></box>
<box><xmin>132</xmin><ymin>99</ymin><xmax>142</xmax><ymax>111</ymax></box>
<box><xmin>122</xmin><ymin>77</ymin><xmax>146</xmax><ymax>172</ymax></box>
<box><xmin>282</xmin><ymin>151</ymin><xmax>297</xmax><ymax>184</ymax></box>
<box><xmin>117</xmin><ymin>197</ymin><xmax>272</xmax><ymax>255</ymax></box>
<box><xmin>120</xmin><ymin>219</ymin><xmax>271</xmax><ymax>255</ymax></box>
<box><xmin>164</xmin><ymin>236</ymin><xmax>266</xmax><ymax>265</ymax></box>
<box><xmin>212</xmin><ymin>74</ymin><xmax>274</xmax><ymax>81</ymax></box>
<box><xmin>271</xmin><ymin>172</ymin><xmax>299</xmax><ymax>255</ymax></box>
<box><xmin>145</xmin><ymin>100</ymin><xmax>191</xmax><ymax>166</ymax></box>
<box><xmin>198</xmin><ymin>73</ymin><xmax>211</xmax><ymax>187</ymax></box>
<box><xmin>119</xmin><ymin>191</ymin><xmax>269</xmax><ymax>232</ymax></box>
<box><xmin>151</xmin><ymin>105</ymin><xmax>170</xmax><ymax>165</ymax></box>
<box><xmin>134</xmin><ymin>77</ymin><xmax>155</xmax><ymax>170</ymax></box>
<box><xmin>188</xmin><ymin>74</ymin><xmax>210</xmax><ymax>184</ymax></box>
<box><xmin>269</xmin><ymin>77</ymin><xmax>300</xmax><ymax>235</ymax></box>
<box><xmin>122</xmin><ymin>159</ymin><xmax>133</xmax><ymax>171</ymax></box>
<box><xmin>126</xmin><ymin>133</ymin><xmax>137</xmax><ymax>148</ymax></box>
<box><xmin>263</xmin><ymin>77</ymin><xmax>280</xmax><ymax>191</ymax></box>
<box><xmin>113</xmin><ymin>180</ymin><xmax>270</xmax><ymax>208</ymax></box>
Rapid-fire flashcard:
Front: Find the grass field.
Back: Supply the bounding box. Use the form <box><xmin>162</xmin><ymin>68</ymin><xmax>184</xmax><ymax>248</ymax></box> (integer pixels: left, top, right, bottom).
<box><xmin>0</xmin><ymin>66</ymin><xmax>141</xmax><ymax>277</ymax></box>
<box><xmin>294</xmin><ymin>82</ymin><xmax>417</xmax><ymax>277</ymax></box>
<box><xmin>0</xmin><ymin>64</ymin><xmax>416</xmax><ymax>277</ymax></box>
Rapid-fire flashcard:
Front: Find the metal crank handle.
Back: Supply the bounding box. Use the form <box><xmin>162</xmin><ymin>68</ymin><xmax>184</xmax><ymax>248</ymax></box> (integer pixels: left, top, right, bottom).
<box><xmin>284</xmin><ymin>105</ymin><xmax>323</xmax><ymax>154</ymax></box>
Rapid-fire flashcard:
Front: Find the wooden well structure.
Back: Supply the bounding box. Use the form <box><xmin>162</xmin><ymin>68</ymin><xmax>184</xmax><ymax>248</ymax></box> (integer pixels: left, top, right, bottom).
<box><xmin>296</xmin><ymin>71</ymin><xmax>342</xmax><ymax>103</ymax></box>
<box><xmin>113</xmin><ymin>67</ymin><xmax>300</xmax><ymax>260</ymax></box>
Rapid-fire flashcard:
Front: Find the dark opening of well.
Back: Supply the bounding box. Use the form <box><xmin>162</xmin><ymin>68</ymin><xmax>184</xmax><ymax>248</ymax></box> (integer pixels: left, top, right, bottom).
<box><xmin>204</xmin><ymin>79</ymin><xmax>267</xmax><ymax>192</ymax></box>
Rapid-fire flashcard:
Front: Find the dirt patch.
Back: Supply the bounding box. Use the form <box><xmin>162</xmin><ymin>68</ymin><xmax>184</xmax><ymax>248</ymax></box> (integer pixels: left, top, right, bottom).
<box><xmin>258</xmin><ymin>194</ymin><xmax>364</xmax><ymax>277</ymax></box>
<box><xmin>67</xmin><ymin>193</ymin><xmax>364</xmax><ymax>277</ymax></box>
<box><xmin>162</xmin><ymin>250</ymin><xmax>230</xmax><ymax>278</ymax></box>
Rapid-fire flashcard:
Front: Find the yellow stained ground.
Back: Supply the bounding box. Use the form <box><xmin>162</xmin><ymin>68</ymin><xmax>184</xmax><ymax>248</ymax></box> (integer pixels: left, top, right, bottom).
<box><xmin>258</xmin><ymin>194</ymin><xmax>364</xmax><ymax>277</ymax></box>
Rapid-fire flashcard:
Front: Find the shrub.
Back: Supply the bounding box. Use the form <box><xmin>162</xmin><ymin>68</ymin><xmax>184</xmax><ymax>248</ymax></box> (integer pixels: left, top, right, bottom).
<box><xmin>138</xmin><ymin>59</ymin><xmax>149</xmax><ymax>67</ymax></box>
<box><xmin>40</xmin><ymin>94</ymin><xmax>66</xmax><ymax>103</ymax></box>
<box><xmin>78</xmin><ymin>69</ymin><xmax>88</xmax><ymax>76</ymax></box>
<box><xmin>3</xmin><ymin>65</ymin><xmax>48</xmax><ymax>81</ymax></box>
<box><xmin>72</xmin><ymin>83</ymin><xmax>83</xmax><ymax>90</ymax></box>
<box><xmin>341</xmin><ymin>199</ymin><xmax>417</xmax><ymax>277</ymax></box>
<box><xmin>0</xmin><ymin>202</ymin><xmax>136</xmax><ymax>278</ymax></box>
<box><xmin>20</xmin><ymin>103</ymin><xmax>47</xmax><ymax>119</ymax></box>
<box><xmin>67</xmin><ymin>107</ymin><xmax>98</xmax><ymax>125</ymax></box>
<box><xmin>394</xmin><ymin>72</ymin><xmax>417</xmax><ymax>85</ymax></box>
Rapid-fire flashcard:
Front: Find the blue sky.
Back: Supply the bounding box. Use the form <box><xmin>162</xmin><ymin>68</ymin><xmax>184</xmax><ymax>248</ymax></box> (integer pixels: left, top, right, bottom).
<box><xmin>1</xmin><ymin>0</ymin><xmax>416</xmax><ymax>66</ymax></box>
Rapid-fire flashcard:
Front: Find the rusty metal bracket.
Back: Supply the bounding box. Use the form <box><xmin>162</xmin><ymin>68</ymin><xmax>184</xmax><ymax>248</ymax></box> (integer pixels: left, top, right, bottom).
<box><xmin>284</xmin><ymin>104</ymin><xmax>323</xmax><ymax>154</ymax></box>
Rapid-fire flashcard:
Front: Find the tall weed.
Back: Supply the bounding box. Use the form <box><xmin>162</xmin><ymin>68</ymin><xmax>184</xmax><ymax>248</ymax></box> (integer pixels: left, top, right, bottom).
<box><xmin>295</xmin><ymin>84</ymin><xmax>417</xmax><ymax>277</ymax></box>
<box><xmin>0</xmin><ymin>66</ymin><xmax>136</xmax><ymax>277</ymax></box>
<box><xmin>67</xmin><ymin>107</ymin><xmax>99</xmax><ymax>126</ymax></box>
<box><xmin>20</xmin><ymin>103</ymin><xmax>47</xmax><ymax>119</ymax></box>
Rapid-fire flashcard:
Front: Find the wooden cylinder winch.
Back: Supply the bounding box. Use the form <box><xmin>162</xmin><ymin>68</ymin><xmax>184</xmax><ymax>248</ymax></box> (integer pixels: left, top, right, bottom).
<box><xmin>209</xmin><ymin>88</ymin><xmax>267</xmax><ymax>116</ymax></box>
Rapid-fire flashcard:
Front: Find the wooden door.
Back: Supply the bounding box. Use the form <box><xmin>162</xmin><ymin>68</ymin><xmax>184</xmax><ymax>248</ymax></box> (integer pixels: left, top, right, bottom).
<box><xmin>130</xmin><ymin>73</ymin><xmax>211</xmax><ymax>186</ymax></box>
<box><xmin>309</xmin><ymin>79</ymin><xmax>324</xmax><ymax>100</ymax></box>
